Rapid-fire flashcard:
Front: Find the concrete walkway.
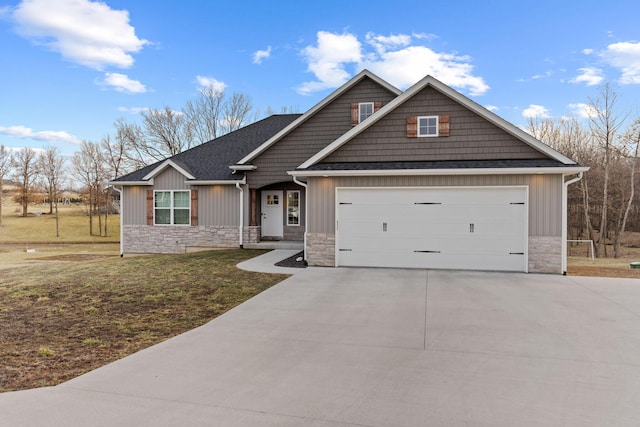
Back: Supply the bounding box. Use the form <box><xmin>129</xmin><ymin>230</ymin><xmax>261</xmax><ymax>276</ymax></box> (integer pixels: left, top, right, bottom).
<box><xmin>2</xmin><ymin>251</ymin><xmax>640</xmax><ymax>426</ymax></box>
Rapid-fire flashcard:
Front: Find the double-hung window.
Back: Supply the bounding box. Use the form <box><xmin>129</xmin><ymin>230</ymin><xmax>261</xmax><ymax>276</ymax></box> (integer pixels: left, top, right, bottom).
<box><xmin>418</xmin><ymin>116</ymin><xmax>439</xmax><ymax>137</ymax></box>
<box><xmin>154</xmin><ymin>190</ymin><xmax>190</xmax><ymax>225</ymax></box>
<box><xmin>287</xmin><ymin>191</ymin><xmax>300</xmax><ymax>226</ymax></box>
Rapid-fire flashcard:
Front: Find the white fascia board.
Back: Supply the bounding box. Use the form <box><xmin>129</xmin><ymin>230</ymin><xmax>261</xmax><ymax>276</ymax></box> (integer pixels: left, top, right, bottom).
<box><xmin>229</xmin><ymin>165</ymin><xmax>257</xmax><ymax>171</ymax></box>
<box><xmin>288</xmin><ymin>166</ymin><xmax>590</xmax><ymax>177</ymax></box>
<box><xmin>142</xmin><ymin>159</ymin><xmax>196</xmax><ymax>181</ymax></box>
<box><xmin>237</xmin><ymin>70</ymin><xmax>401</xmax><ymax>165</ymax></box>
<box><xmin>108</xmin><ymin>179</ymin><xmax>154</xmax><ymax>186</ymax></box>
<box><xmin>188</xmin><ymin>177</ymin><xmax>246</xmax><ymax>185</ymax></box>
<box><xmin>299</xmin><ymin>75</ymin><xmax>576</xmax><ymax>169</ymax></box>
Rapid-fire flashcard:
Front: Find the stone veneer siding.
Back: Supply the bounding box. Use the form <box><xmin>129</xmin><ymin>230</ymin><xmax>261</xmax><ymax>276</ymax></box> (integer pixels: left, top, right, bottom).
<box><xmin>306</xmin><ymin>232</ymin><xmax>562</xmax><ymax>274</ymax></box>
<box><xmin>528</xmin><ymin>236</ymin><xmax>562</xmax><ymax>274</ymax></box>
<box><xmin>306</xmin><ymin>232</ymin><xmax>335</xmax><ymax>267</ymax></box>
<box><xmin>243</xmin><ymin>226</ymin><xmax>261</xmax><ymax>245</ymax></box>
<box><xmin>124</xmin><ymin>225</ymin><xmax>239</xmax><ymax>254</ymax></box>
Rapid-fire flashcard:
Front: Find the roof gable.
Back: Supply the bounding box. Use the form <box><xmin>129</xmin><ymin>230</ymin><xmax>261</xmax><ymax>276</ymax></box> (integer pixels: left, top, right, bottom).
<box><xmin>142</xmin><ymin>159</ymin><xmax>195</xmax><ymax>181</ymax></box>
<box><xmin>235</xmin><ymin>70</ymin><xmax>401</xmax><ymax>166</ymax></box>
<box><xmin>299</xmin><ymin>75</ymin><xmax>577</xmax><ymax>169</ymax></box>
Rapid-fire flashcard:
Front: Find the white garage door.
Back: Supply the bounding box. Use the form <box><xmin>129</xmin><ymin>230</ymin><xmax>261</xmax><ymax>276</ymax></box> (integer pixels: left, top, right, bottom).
<box><xmin>336</xmin><ymin>186</ymin><xmax>528</xmax><ymax>272</ymax></box>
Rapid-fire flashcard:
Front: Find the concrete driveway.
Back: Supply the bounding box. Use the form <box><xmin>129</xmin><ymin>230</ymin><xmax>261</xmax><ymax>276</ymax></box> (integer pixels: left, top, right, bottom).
<box><xmin>2</xmin><ymin>260</ymin><xmax>640</xmax><ymax>426</ymax></box>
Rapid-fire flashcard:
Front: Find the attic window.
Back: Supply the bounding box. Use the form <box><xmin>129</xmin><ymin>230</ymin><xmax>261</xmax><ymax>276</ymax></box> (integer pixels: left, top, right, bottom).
<box><xmin>359</xmin><ymin>103</ymin><xmax>374</xmax><ymax>123</ymax></box>
<box><xmin>407</xmin><ymin>115</ymin><xmax>450</xmax><ymax>138</ymax></box>
<box><xmin>418</xmin><ymin>116</ymin><xmax>438</xmax><ymax>137</ymax></box>
<box><xmin>351</xmin><ymin>101</ymin><xmax>383</xmax><ymax>126</ymax></box>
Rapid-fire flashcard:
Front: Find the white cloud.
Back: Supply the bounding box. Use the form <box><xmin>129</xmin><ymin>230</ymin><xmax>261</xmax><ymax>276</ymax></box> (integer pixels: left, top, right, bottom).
<box><xmin>117</xmin><ymin>106</ymin><xmax>149</xmax><ymax>114</ymax></box>
<box><xmin>298</xmin><ymin>31</ymin><xmax>363</xmax><ymax>94</ymax></box>
<box><xmin>569</xmin><ymin>67</ymin><xmax>604</xmax><ymax>86</ymax></box>
<box><xmin>601</xmin><ymin>41</ymin><xmax>640</xmax><ymax>84</ymax></box>
<box><xmin>297</xmin><ymin>31</ymin><xmax>488</xmax><ymax>96</ymax></box>
<box><xmin>485</xmin><ymin>105</ymin><xmax>499</xmax><ymax>112</ymax></box>
<box><xmin>11</xmin><ymin>0</ymin><xmax>149</xmax><ymax>70</ymax></box>
<box><xmin>102</xmin><ymin>72</ymin><xmax>146</xmax><ymax>93</ymax></box>
<box><xmin>196</xmin><ymin>75</ymin><xmax>227</xmax><ymax>94</ymax></box>
<box><xmin>522</xmin><ymin>104</ymin><xmax>550</xmax><ymax>119</ymax></box>
<box><xmin>253</xmin><ymin>46</ymin><xmax>272</xmax><ymax>64</ymax></box>
<box><xmin>0</xmin><ymin>125</ymin><xmax>81</xmax><ymax>145</ymax></box>
<box><xmin>568</xmin><ymin>103</ymin><xmax>598</xmax><ymax>119</ymax></box>
<box><xmin>365</xmin><ymin>32</ymin><xmax>411</xmax><ymax>54</ymax></box>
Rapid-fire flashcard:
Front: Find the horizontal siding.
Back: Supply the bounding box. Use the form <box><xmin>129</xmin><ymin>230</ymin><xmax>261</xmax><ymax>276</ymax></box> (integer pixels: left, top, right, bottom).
<box><xmin>323</xmin><ymin>86</ymin><xmax>548</xmax><ymax>163</ymax></box>
<box><xmin>248</xmin><ymin>77</ymin><xmax>398</xmax><ymax>188</ymax></box>
<box><xmin>307</xmin><ymin>174</ymin><xmax>562</xmax><ymax>237</ymax></box>
<box><xmin>197</xmin><ymin>185</ymin><xmax>240</xmax><ymax>226</ymax></box>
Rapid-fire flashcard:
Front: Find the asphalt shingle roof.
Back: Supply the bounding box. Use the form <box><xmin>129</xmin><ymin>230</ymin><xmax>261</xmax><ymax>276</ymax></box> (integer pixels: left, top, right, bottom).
<box><xmin>114</xmin><ymin>114</ymin><xmax>301</xmax><ymax>182</ymax></box>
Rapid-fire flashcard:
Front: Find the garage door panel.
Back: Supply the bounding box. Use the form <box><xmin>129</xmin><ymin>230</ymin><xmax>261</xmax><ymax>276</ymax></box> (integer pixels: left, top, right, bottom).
<box><xmin>336</xmin><ymin>187</ymin><xmax>527</xmax><ymax>272</ymax></box>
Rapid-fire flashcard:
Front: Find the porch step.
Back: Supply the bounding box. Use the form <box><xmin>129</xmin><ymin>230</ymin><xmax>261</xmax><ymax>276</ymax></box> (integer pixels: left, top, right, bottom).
<box><xmin>243</xmin><ymin>241</ymin><xmax>304</xmax><ymax>250</ymax></box>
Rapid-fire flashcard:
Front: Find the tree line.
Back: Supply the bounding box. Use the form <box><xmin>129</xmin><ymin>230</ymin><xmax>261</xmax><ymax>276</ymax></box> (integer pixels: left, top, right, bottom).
<box><xmin>527</xmin><ymin>83</ymin><xmax>640</xmax><ymax>258</ymax></box>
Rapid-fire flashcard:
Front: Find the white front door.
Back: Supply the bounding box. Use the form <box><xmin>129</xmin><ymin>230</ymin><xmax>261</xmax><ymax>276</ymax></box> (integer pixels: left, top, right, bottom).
<box><xmin>261</xmin><ymin>190</ymin><xmax>283</xmax><ymax>238</ymax></box>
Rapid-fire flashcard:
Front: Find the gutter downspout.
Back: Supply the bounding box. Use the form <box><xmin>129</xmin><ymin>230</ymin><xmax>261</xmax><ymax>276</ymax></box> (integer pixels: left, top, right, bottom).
<box><xmin>113</xmin><ymin>186</ymin><xmax>123</xmax><ymax>257</ymax></box>
<box><xmin>292</xmin><ymin>176</ymin><xmax>307</xmax><ymax>261</ymax></box>
<box><xmin>236</xmin><ymin>180</ymin><xmax>244</xmax><ymax>248</ymax></box>
<box><xmin>562</xmin><ymin>172</ymin><xmax>583</xmax><ymax>275</ymax></box>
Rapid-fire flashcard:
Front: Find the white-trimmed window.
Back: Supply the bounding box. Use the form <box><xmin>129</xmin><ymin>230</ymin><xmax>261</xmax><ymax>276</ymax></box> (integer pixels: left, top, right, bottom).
<box><xmin>154</xmin><ymin>190</ymin><xmax>190</xmax><ymax>225</ymax></box>
<box><xmin>287</xmin><ymin>191</ymin><xmax>300</xmax><ymax>226</ymax></box>
<box><xmin>359</xmin><ymin>102</ymin><xmax>374</xmax><ymax>123</ymax></box>
<box><xmin>418</xmin><ymin>116</ymin><xmax>438</xmax><ymax>137</ymax></box>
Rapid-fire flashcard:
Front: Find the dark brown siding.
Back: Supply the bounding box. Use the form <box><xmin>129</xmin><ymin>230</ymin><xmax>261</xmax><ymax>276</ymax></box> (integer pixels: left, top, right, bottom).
<box><xmin>247</xmin><ymin>77</ymin><xmax>398</xmax><ymax>188</ymax></box>
<box><xmin>323</xmin><ymin>86</ymin><xmax>548</xmax><ymax>163</ymax></box>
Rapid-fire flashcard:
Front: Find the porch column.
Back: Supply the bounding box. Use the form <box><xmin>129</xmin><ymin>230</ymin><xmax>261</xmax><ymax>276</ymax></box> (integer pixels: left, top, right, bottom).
<box><xmin>250</xmin><ymin>189</ymin><xmax>257</xmax><ymax>226</ymax></box>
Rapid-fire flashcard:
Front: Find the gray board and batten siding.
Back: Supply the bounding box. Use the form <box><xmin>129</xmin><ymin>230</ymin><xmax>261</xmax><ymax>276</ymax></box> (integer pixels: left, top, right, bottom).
<box><xmin>306</xmin><ymin>174</ymin><xmax>563</xmax><ymax>238</ymax></box>
<box><xmin>247</xmin><ymin>77</ymin><xmax>398</xmax><ymax>189</ymax></box>
<box><xmin>322</xmin><ymin>86</ymin><xmax>547</xmax><ymax>164</ymax></box>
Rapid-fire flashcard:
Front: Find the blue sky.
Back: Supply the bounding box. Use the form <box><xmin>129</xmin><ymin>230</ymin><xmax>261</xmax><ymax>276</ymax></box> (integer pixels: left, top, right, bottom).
<box><xmin>1</xmin><ymin>0</ymin><xmax>640</xmax><ymax>160</ymax></box>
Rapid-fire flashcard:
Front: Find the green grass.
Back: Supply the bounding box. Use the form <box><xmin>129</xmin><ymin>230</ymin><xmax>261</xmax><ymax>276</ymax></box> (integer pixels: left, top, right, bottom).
<box><xmin>0</xmin><ymin>249</ymin><xmax>289</xmax><ymax>392</ymax></box>
<box><xmin>0</xmin><ymin>204</ymin><xmax>119</xmax><ymax>243</ymax></box>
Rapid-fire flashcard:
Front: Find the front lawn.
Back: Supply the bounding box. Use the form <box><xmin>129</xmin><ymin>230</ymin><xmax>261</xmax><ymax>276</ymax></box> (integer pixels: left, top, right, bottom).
<box><xmin>0</xmin><ymin>249</ymin><xmax>288</xmax><ymax>392</ymax></box>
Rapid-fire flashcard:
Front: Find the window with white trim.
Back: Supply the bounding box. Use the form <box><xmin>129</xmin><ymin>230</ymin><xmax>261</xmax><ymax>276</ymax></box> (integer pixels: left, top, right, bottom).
<box><xmin>287</xmin><ymin>190</ymin><xmax>300</xmax><ymax>226</ymax></box>
<box><xmin>418</xmin><ymin>116</ymin><xmax>438</xmax><ymax>137</ymax></box>
<box><xmin>359</xmin><ymin>102</ymin><xmax>374</xmax><ymax>123</ymax></box>
<box><xmin>154</xmin><ymin>190</ymin><xmax>190</xmax><ymax>225</ymax></box>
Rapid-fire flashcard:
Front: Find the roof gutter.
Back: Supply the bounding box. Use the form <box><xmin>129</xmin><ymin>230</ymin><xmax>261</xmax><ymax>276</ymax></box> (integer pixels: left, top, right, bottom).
<box><xmin>292</xmin><ymin>176</ymin><xmax>308</xmax><ymax>262</ymax></box>
<box><xmin>236</xmin><ymin>182</ymin><xmax>244</xmax><ymax>248</ymax></box>
<box><xmin>288</xmin><ymin>166</ymin><xmax>590</xmax><ymax>178</ymax></box>
<box><xmin>562</xmin><ymin>171</ymin><xmax>585</xmax><ymax>275</ymax></box>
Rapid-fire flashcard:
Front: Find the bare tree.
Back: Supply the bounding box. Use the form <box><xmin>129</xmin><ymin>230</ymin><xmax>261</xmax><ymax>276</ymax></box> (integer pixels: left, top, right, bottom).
<box><xmin>614</xmin><ymin>117</ymin><xmax>640</xmax><ymax>257</ymax></box>
<box><xmin>113</xmin><ymin>118</ymin><xmax>147</xmax><ymax>170</ymax></box>
<box><xmin>221</xmin><ymin>92</ymin><xmax>254</xmax><ymax>134</ymax></box>
<box><xmin>114</xmin><ymin>89</ymin><xmax>256</xmax><ymax>168</ymax></box>
<box><xmin>0</xmin><ymin>145</ymin><xmax>12</xmax><ymax>226</ymax></box>
<box><xmin>38</xmin><ymin>147</ymin><xmax>65</xmax><ymax>237</ymax></box>
<box><xmin>183</xmin><ymin>85</ymin><xmax>225</xmax><ymax>143</ymax></box>
<box><xmin>11</xmin><ymin>147</ymin><xmax>39</xmax><ymax>217</ymax></box>
<box><xmin>141</xmin><ymin>106</ymin><xmax>191</xmax><ymax>160</ymax></box>
<box><xmin>101</xmin><ymin>134</ymin><xmax>128</xmax><ymax>236</ymax></box>
<box><xmin>71</xmin><ymin>141</ymin><xmax>106</xmax><ymax>236</ymax></box>
<box><xmin>588</xmin><ymin>83</ymin><xmax>626</xmax><ymax>257</ymax></box>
